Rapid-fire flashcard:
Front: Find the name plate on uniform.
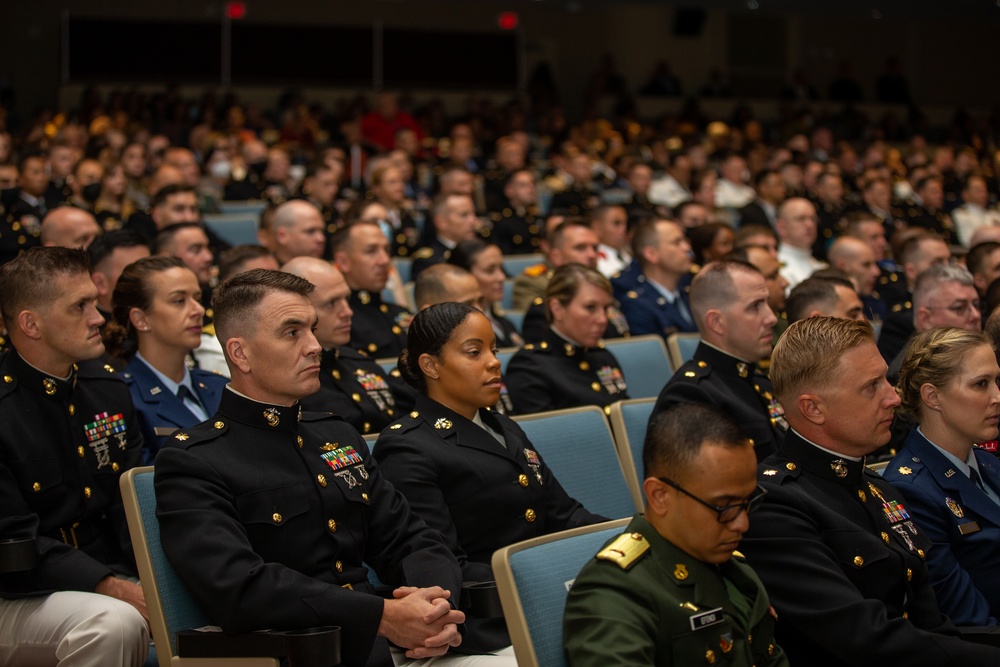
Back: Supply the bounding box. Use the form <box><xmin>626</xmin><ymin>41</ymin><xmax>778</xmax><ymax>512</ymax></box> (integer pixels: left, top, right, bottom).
<box><xmin>154</xmin><ymin>426</ymin><xmax>179</xmax><ymax>437</ymax></box>
<box><xmin>958</xmin><ymin>521</ymin><xmax>981</xmax><ymax>535</ymax></box>
<box><xmin>689</xmin><ymin>607</ymin><xmax>725</xmax><ymax>631</ymax></box>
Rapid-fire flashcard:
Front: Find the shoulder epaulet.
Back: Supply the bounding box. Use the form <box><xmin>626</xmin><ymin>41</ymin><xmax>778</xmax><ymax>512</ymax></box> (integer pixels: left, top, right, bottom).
<box><xmin>76</xmin><ymin>359</ymin><xmax>125</xmax><ymax>382</ymax></box>
<box><xmin>524</xmin><ymin>263</ymin><xmax>548</xmax><ymax>278</ymax></box>
<box><xmin>169</xmin><ymin>420</ymin><xmax>227</xmax><ymax>448</ymax></box>
<box><xmin>412</xmin><ymin>247</ymin><xmax>435</xmax><ymax>260</ymax></box>
<box><xmin>300</xmin><ymin>409</ymin><xmax>342</xmax><ymax>423</ymax></box>
<box><xmin>731</xmin><ymin>550</ymin><xmax>747</xmax><ymax>560</ymax></box>
<box><xmin>524</xmin><ymin>340</ymin><xmax>554</xmax><ymax>353</ymax></box>
<box><xmin>384</xmin><ymin>410</ymin><xmax>423</xmax><ymax>434</ymax></box>
<box><xmin>677</xmin><ymin>359</ymin><xmax>710</xmax><ymax>380</ymax></box>
<box><xmin>202</xmin><ymin>323</ymin><xmax>216</xmax><ymax>336</ymax></box>
<box><xmin>596</xmin><ymin>532</ymin><xmax>651</xmax><ymax>571</ymax></box>
<box><xmin>759</xmin><ymin>459</ymin><xmax>800</xmax><ymax>482</ymax></box>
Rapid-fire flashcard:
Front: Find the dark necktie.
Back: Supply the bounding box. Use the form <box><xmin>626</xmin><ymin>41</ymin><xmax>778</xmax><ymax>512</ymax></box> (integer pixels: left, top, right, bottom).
<box><xmin>177</xmin><ymin>385</ymin><xmax>202</xmax><ymax>412</ymax></box>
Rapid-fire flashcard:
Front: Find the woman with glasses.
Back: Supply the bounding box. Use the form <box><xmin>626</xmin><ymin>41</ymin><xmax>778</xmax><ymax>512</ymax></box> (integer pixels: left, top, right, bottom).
<box><xmin>104</xmin><ymin>256</ymin><xmax>228</xmax><ymax>465</ymax></box>
<box><xmin>565</xmin><ymin>402</ymin><xmax>785</xmax><ymax>667</ymax></box>
<box><xmin>505</xmin><ymin>264</ymin><xmax>629</xmax><ymax>414</ymax></box>
<box><xmin>448</xmin><ymin>238</ymin><xmax>523</xmax><ymax>347</ymax></box>
<box><xmin>374</xmin><ymin>302</ymin><xmax>606</xmax><ymax>656</ymax></box>
<box><xmin>884</xmin><ymin>327</ymin><xmax>1000</xmax><ymax>626</ymax></box>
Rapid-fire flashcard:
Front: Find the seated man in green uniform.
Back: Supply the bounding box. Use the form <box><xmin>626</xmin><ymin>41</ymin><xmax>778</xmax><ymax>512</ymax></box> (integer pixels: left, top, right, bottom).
<box><xmin>563</xmin><ymin>402</ymin><xmax>788</xmax><ymax>667</ymax></box>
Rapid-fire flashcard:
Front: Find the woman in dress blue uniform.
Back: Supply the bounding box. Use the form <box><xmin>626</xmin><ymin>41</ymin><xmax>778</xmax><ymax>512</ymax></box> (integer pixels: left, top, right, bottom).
<box><xmin>885</xmin><ymin>327</ymin><xmax>1000</xmax><ymax>626</ymax></box>
<box><xmin>104</xmin><ymin>256</ymin><xmax>227</xmax><ymax>464</ymax></box>
<box><xmin>374</xmin><ymin>303</ymin><xmax>606</xmax><ymax>655</ymax></box>
<box><xmin>505</xmin><ymin>263</ymin><xmax>629</xmax><ymax>414</ymax></box>
<box><xmin>448</xmin><ymin>238</ymin><xmax>523</xmax><ymax>348</ymax></box>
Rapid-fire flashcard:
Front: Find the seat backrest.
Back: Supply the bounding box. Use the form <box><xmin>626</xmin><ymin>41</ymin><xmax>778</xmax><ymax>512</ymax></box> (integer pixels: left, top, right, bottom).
<box><xmin>501</xmin><ymin>280</ymin><xmax>516</xmax><ymax>311</ymax></box>
<box><xmin>666</xmin><ymin>332</ymin><xmax>701</xmax><ymax>370</ymax></box>
<box><xmin>392</xmin><ymin>258</ymin><xmax>413</xmax><ymax>285</ymax></box>
<box><xmin>608</xmin><ymin>398</ymin><xmax>656</xmax><ymax>498</ymax></box>
<box><xmin>120</xmin><ymin>468</ymin><xmax>279</xmax><ymax>667</ymax></box>
<box><xmin>501</xmin><ymin>310</ymin><xmax>525</xmax><ymax>335</ymax></box>
<box><xmin>218</xmin><ymin>201</ymin><xmax>267</xmax><ymax>216</ymax></box>
<box><xmin>513</xmin><ymin>406</ymin><xmax>641</xmax><ymax>518</ymax></box>
<box><xmin>492</xmin><ymin>519</ymin><xmax>630</xmax><ymax>667</ymax></box>
<box><xmin>602</xmin><ymin>334</ymin><xmax>672</xmax><ymax>399</ymax></box>
<box><xmin>203</xmin><ymin>215</ymin><xmax>260</xmax><ymax>246</ymax></box>
<box><xmin>496</xmin><ymin>346</ymin><xmax>518</xmax><ymax>375</ymax></box>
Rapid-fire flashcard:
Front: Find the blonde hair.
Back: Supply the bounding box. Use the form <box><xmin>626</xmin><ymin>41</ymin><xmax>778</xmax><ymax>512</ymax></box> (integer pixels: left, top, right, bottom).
<box><xmin>896</xmin><ymin>327</ymin><xmax>992</xmax><ymax>422</ymax></box>
<box><xmin>770</xmin><ymin>316</ymin><xmax>874</xmax><ymax>405</ymax></box>
<box><xmin>545</xmin><ymin>263</ymin><xmax>611</xmax><ymax>323</ymax></box>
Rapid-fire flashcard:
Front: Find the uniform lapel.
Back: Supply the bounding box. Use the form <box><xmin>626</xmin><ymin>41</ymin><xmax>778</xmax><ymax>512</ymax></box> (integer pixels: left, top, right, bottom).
<box><xmin>910</xmin><ymin>433</ymin><xmax>1000</xmax><ymax>527</ymax></box>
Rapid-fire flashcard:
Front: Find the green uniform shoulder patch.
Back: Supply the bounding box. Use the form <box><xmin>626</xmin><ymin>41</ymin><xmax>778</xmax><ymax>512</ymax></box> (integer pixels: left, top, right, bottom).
<box><xmin>596</xmin><ymin>531</ymin><xmax>651</xmax><ymax>570</ymax></box>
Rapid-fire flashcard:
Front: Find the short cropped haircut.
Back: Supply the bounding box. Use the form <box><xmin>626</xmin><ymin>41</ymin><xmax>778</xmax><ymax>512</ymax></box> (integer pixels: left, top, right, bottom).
<box><xmin>770</xmin><ymin>316</ymin><xmax>874</xmax><ymax>406</ymax></box>
<box><xmin>150</xmin><ymin>183</ymin><xmax>196</xmax><ymax>209</ymax></box>
<box><xmin>643</xmin><ymin>402</ymin><xmax>749</xmax><ymax>480</ymax></box>
<box><xmin>153</xmin><ymin>222</ymin><xmax>206</xmax><ymax>255</ymax></box>
<box><xmin>912</xmin><ymin>263</ymin><xmax>974</xmax><ymax>310</ymax></box>
<box><xmin>87</xmin><ymin>230</ymin><xmax>149</xmax><ymax>270</ymax></box>
<box><xmin>0</xmin><ymin>247</ymin><xmax>91</xmax><ymax>331</ymax></box>
<box><xmin>965</xmin><ymin>241</ymin><xmax>1000</xmax><ymax>278</ymax></box>
<box><xmin>688</xmin><ymin>260</ymin><xmax>761</xmax><ymax>325</ymax></box>
<box><xmin>218</xmin><ymin>244</ymin><xmax>275</xmax><ymax>283</ymax></box>
<box><xmin>548</xmin><ymin>218</ymin><xmax>592</xmax><ymax>247</ymax></box>
<box><xmin>414</xmin><ymin>264</ymin><xmax>474</xmax><ymax>307</ymax></box>
<box><xmin>545</xmin><ymin>263</ymin><xmax>611</xmax><ymax>322</ymax></box>
<box><xmin>733</xmin><ymin>224</ymin><xmax>778</xmax><ymax>250</ymax></box>
<box><xmin>213</xmin><ymin>269</ymin><xmax>315</xmax><ymax>352</ymax></box>
<box><xmin>785</xmin><ymin>276</ymin><xmax>853</xmax><ymax>324</ymax></box>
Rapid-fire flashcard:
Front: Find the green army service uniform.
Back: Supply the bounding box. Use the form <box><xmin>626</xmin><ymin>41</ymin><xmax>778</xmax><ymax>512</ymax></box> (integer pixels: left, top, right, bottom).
<box><xmin>564</xmin><ymin>515</ymin><xmax>788</xmax><ymax>667</ymax></box>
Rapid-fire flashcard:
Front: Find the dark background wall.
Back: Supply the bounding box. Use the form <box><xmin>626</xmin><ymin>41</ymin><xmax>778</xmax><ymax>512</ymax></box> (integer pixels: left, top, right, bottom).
<box><xmin>3</xmin><ymin>0</ymin><xmax>998</xmax><ymax>121</ymax></box>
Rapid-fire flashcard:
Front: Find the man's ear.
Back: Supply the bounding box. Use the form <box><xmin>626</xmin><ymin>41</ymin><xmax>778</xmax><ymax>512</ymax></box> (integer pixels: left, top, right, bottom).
<box><xmin>797</xmin><ymin>393</ymin><xmax>826</xmax><ymax>425</ymax></box>
<box><xmin>225</xmin><ymin>336</ymin><xmax>251</xmax><ymax>374</ymax></box>
<box><xmin>16</xmin><ymin>309</ymin><xmax>42</xmax><ymax>340</ymax></box>
<box><xmin>703</xmin><ymin>308</ymin><xmax>725</xmax><ymax>337</ymax></box>
<box><xmin>643</xmin><ymin>477</ymin><xmax>673</xmax><ymax>518</ymax></box>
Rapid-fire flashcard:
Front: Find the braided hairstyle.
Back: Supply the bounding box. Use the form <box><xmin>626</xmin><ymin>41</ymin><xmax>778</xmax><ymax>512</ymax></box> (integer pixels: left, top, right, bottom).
<box><xmin>398</xmin><ymin>302</ymin><xmax>478</xmax><ymax>394</ymax></box>
<box><xmin>896</xmin><ymin>327</ymin><xmax>991</xmax><ymax>423</ymax></box>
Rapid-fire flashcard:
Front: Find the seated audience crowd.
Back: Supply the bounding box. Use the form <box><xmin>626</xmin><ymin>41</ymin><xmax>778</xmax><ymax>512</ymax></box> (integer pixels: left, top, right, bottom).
<box><xmin>5</xmin><ymin>84</ymin><xmax>1000</xmax><ymax>665</ymax></box>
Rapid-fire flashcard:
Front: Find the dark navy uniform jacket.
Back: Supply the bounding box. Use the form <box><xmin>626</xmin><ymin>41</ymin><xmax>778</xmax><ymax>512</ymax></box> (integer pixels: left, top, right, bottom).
<box><xmin>505</xmin><ymin>328</ymin><xmax>629</xmax><ymax>415</ymax></box>
<box><xmin>619</xmin><ymin>282</ymin><xmax>698</xmax><ymax>338</ymax></box>
<box><xmin>740</xmin><ymin>430</ymin><xmax>1000</xmax><ymax>666</ymax></box>
<box><xmin>123</xmin><ymin>355</ymin><xmax>227</xmax><ymax>465</ymax></box>
<box><xmin>374</xmin><ymin>395</ymin><xmax>605</xmax><ymax>652</ymax></box>
<box><xmin>347</xmin><ymin>289</ymin><xmax>411</xmax><ymax>361</ymax></box>
<box><xmin>0</xmin><ymin>351</ymin><xmax>143</xmax><ymax>597</ymax></box>
<box><xmin>155</xmin><ymin>389</ymin><xmax>462</xmax><ymax>667</ymax></box>
<box><xmin>299</xmin><ymin>346</ymin><xmax>416</xmax><ymax>436</ymax></box>
<box><xmin>652</xmin><ymin>342</ymin><xmax>786</xmax><ymax>462</ymax></box>
<box><xmin>884</xmin><ymin>429</ymin><xmax>1000</xmax><ymax>626</ymax></box>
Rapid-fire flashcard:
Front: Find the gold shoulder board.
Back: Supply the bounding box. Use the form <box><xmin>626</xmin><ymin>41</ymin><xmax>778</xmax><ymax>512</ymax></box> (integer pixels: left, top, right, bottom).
<box><xmin>596</xmin><ymin>532</ymin><xmax>650</xmax><ymax>570</ymax></box>
<box><xmin>412</xmin><ymin>247</ymin><xmax>435</xmax><ymax>260</ymax></box>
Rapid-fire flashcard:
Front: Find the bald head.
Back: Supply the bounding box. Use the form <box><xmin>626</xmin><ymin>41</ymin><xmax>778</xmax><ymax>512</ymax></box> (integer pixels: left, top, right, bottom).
<box><xmin>41</xmin><ymin>207</ymin><xmax>101</xmax><ymax>250</ymax></box>
<box><xmin>270</xmin><ymin>200</ymin><xmax>326</xmax><ymax>264</ymax></box>
<box><xmin>148</xmin><ymin>164</ymin><xmax>184</xmax><ymax>196</ymax></box>
<box><xmin>828</xmin><ymin>236</ymin><xmax>879</xmax><ymax>296</ymax></box>
<box><xmin>414</xmin><ymin>264</ymin><xmax>482</xmax><ymax>310</ymax></box>
<box><xmin>281</xmin><ymin>257</ymin><xmax>353</xmax><ymax>349</ymax></box>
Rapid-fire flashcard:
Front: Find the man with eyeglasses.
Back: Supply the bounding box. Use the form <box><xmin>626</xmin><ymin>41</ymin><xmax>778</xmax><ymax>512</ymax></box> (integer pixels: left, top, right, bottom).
<box><xmin>739</xmin><ymin>317</ymin><xmax>1000</xmax><ymax>666</ymax></box>
<box><xmin>564</xmin><ymin>402</ymin><xmax>788</xmax><ymax>667</ymax></box>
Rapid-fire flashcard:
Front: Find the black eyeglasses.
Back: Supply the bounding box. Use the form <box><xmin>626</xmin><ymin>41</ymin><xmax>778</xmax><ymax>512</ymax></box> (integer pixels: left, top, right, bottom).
<box><xmin>658</xmin><ymin>477</ymin><xmax>767</xmax><ymax>523</ymax></box>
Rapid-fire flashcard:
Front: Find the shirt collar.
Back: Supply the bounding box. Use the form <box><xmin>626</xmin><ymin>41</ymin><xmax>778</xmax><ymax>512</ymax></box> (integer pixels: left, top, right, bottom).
<box><xmin>135</xmin><ymin>352</ymin><xmax>195</xmax><ymax>397</ymax></box>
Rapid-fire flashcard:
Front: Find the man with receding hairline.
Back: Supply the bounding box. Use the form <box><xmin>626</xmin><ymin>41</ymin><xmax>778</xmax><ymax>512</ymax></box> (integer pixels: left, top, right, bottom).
<box><xmin>40</xmin><ymin>206</ymin><xmax>102</xmax><ymax>251</ymax></box>
<box><xmin>740</xmin><ymin>317</ymin><xmax>1000</xmax><ymax>666</ymax></box>
<box><xmin>267</xmin><ymin>200</ymin><xmax>327</xmax><ymax>265</ymax></box>
<box><xmin>155</xmin><ymin>268</ymin><xmax>469</xmax><ymax>667</ymax></box>
<box><xmin>651</xmin><ymin>260</ymin><xmax>785</xmax><ymax>461</ymax></box>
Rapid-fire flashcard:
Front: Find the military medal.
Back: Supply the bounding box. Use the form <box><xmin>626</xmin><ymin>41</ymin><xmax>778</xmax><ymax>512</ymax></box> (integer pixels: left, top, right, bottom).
<box><xmin>354</xmin><ymin>464</ymin><xmax>369</xmax><ymax>481</ymax></box>
<box><xmin>946</xmin><ymin>497</ymin><xmax>964</xmax><ymax>518</ymax></box>
<box><xmin>321</xmin><ymin>445</ymin><xmax>363</xmax><ymax>470</ymax></box>
<box><xmin>719</xmin><ymin>633</ymin><xmax>734</xmax><ymax>653</ymax></box>
<box><xmin>83</xmin><ymin>412</ymin><xmax>128</xmax><ymax>469</ymax></box>
<box><xmin>524</xmin><ymin>449</ymin><xmax>543</xmax><ymax>484</ymax></box>
<box><xmin>334</xmin><ymin>470</ymin><xmax>359</xmax><ymax>489</ymax></box>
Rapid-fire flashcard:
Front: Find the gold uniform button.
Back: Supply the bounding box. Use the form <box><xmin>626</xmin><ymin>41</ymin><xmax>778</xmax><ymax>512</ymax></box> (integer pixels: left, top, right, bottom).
<box><xmin>272</xmin><ymin>513</ymin><xmax>282</xmax><ymax>524</ymax></box>
<box><xmin>32</xmin><ymin>482</ymin><xmax>41</xmax><ymax>492</ymax></box>
<box><xmin>768</xmin><ymin>643</ymin><xmax>776</xmax><ymax>657</ymax></box>
<box><xmin>83</xmin><ymin>486</ymin><xmax>92</xmax><ymax>499</ymax></box>
<box><xmin>335</xmin><ymin>560</ymin><xmax>343</xmax><ymax>573</ymax></box>
<box><xmin>785</xmin><ymin>463</ymin><xmax>797</xmax><ymax>471</ymax></box>
<box><xmin>297</xmin><ymin>436</ymin><xmax>304</xmax><ymax>448</ymax></box>
<box><xmin>363</xmin><ymin>422</ymin><xmax>371</xmax><ymax>433</ymax></box>
<box><xmin>906</xmin><ymin>568</ymin><xmax>913</xmax><ymax>581</ymax></box>
<box><xmin>579</xmin><ymin>361</ymin><xmax>589</xmax><ymax>371</ymax></box>
<box><xmin>362</xmin><ymin>492</ymin><xmax>369</xmax><ymax>502</ymax></box>
<box><xmin>77</xmin><ymin>446</ymin><xmax>85</xmax><ymax>458</ymax></box>
<box><xmin>3</xmin><ymin>375</ymin><xmax>11</xmax><ymax>384</ymax></box>
<box><xmin>858</xmin><ymin>490</ymin><xmax>867</xmax><ymax>502</ymax></box>
<box><xmin>917</xmin><ymin>549</ymin><xmax>925</xmax><ymax>559</ymax></box>
<box><xmin>410</xmin><ymin>411</ymin><xmax>419</xmax><ymax>418</ymax></box>
<box><xmin>518</xmin><ymin>474</ymin><xmax>529</xmax><ymax>487</ymax></box>
<box><xmin>705</xmin><ymin>649</ymin><xmax>716</xmax><ymax>664</ymax></box>
<box><xmin>68</xmin><ymin>404</ymin><xmax>75</xmax><ymax>416</ymax></box>
<box><xmin>697</xmin><ymin>361</ymin><xmax>707</xmax><ymax>368</ymax></box>
<box><xmin>392</xmin><ymin>325</ymin><xmax>402</xmax><ymax>335</ymax></box>
<box><xmin>379</xmin><ymin>304</ymin><xmax>388</xmax><ymax>313</ymax></box>
<box><xmin>318</xmin><ymin>474</ymin><xmax>327</xmax><ymax>487</ymax></box>
<box><xmin>368</xmin><ymin>343</ymin><xmax>378</xmax><ymax>353</ymax></box>
<box><xmin>525</xmin><ymin>508</ymin><xmax>536</xmax><ymax>522</ymax></box>
<box><xmin>328</xmin><ymin>519</ymin><xmax>337</xmax><ymax>532</ymax></box>
<box><xmin>902</xmin><ymin>611</ymin><xmax>909</xmax><ymax>619</ymax></box>
<box><xmin>747</xmin><ymin>633</ymin><xmax>752</xmax><ymax>645</ymax></box>
<box><xmin>591</xmin><ymin>382</ymin><xmax>601</xmax><ymax>392</ymax></box>
<box><xmin>214</xmin><ymin>421</ymin><xmax>225</xmax><ymax>429</ymax></box>
<box><xmin>352</xmin><ymin>393</ymin><xmax>361</xmax><ymax>403</ymax></box>
<box><xmin>332</xmin><ymin>370</ymin><xmax>341</xmax><ymax>380</ymax></box>
<box><xmin>853</xmin><ymin>556</ymin><xmax>864</xmax><ymax>567</ymax></box>
<box><xmin>111</xmin><ymin>462</ymin><xmax>119</xmax><ymax>472</ymax></box>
